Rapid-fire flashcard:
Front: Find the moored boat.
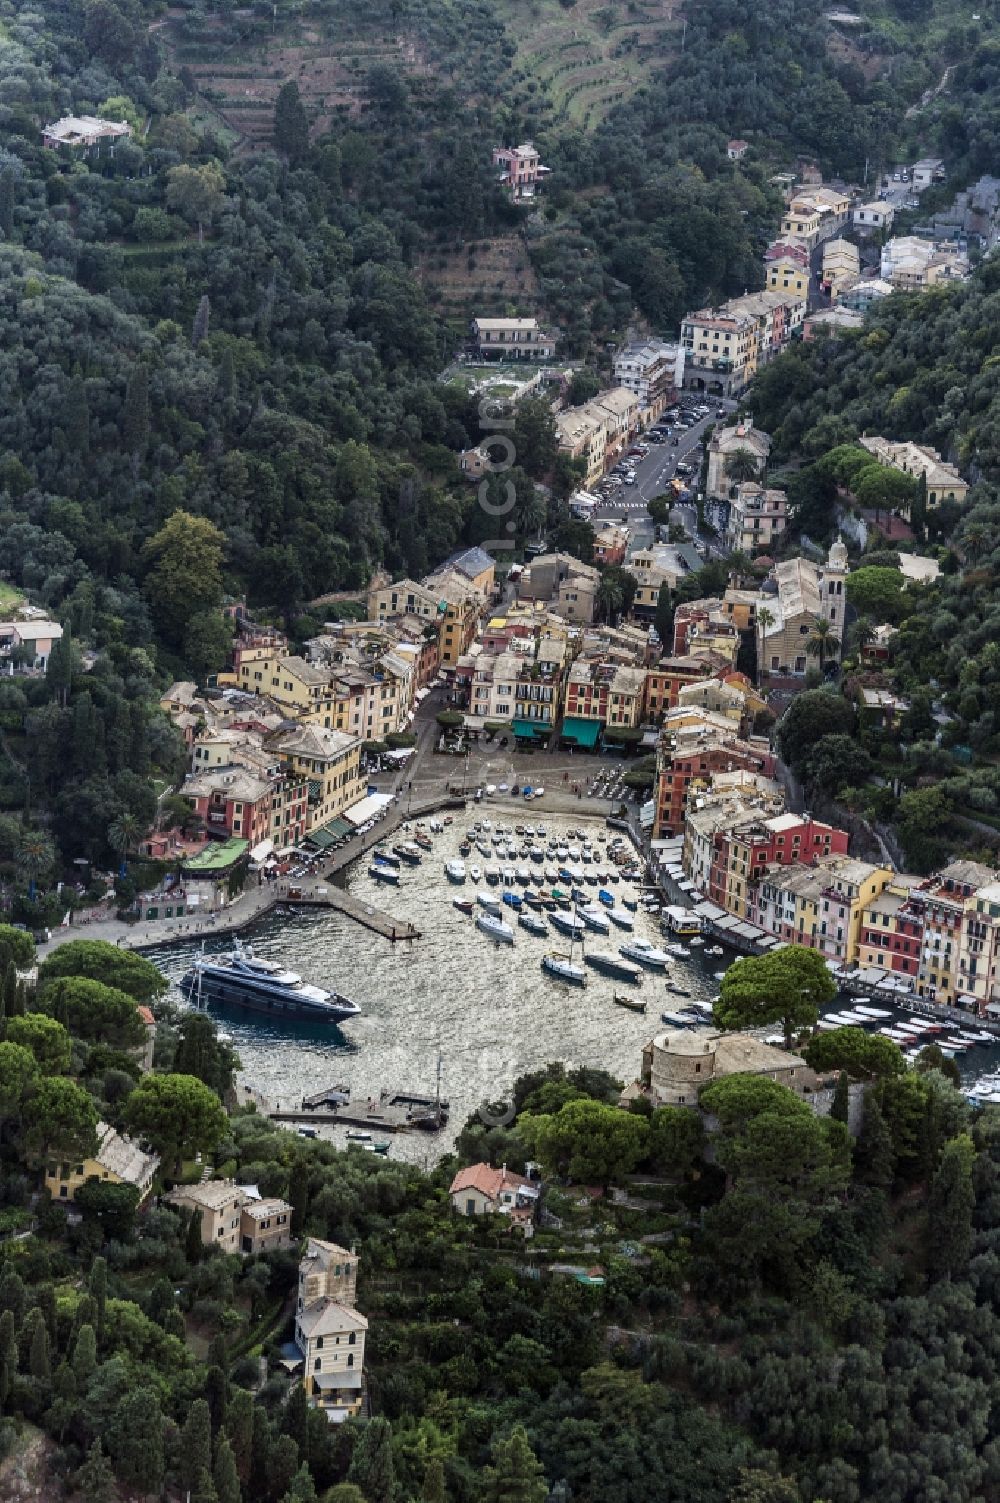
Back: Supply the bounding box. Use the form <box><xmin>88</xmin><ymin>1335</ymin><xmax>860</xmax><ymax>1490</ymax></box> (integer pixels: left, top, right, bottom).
<box><xmin>444</xmin><ymin>859</ymin><xmax>467</xmax><ymax>884</ymax></box>
<box><xmin>585</xmin><ymin>951</ymin><xmax>642</xmax><ymax>983</ymax></box>
<box><xmin>518</xmin><ymin>911</ymin><xmax>548</xmax><ymax>936</ymax></box>
<box><xmin>502</xmin><ymin>891</ymin><xmax>524</xmax><ymax>910</ymax></box>
<box><xmin>369</xmin><ymin>864</ymin><xmax>399</xmax><ymax>884</ymax></box>
<box><xmin>477</xmin><ymin>891</ymin><xmax>500</xmax><ymax>913</ymax></box>
<box><xmin>608</xmin><ymin>909</ymin><xmax>634</xmax><ymax>931</ymax></box>
<box><xmin>393</xmin><ymin>843</ymin><xmax>422</xmax><ymax>865</ymax></box>
<box><xmin>613</xmin><ymin>992</ymin><xmax>647</xmax><ymax>1013</ymax></box>
<box><xmin>577</xmin><ymin>905</ymin><xmax>611</xmax><ymax>935</ymax></box>
<box><xmin>453</xmin><ymin>898</ymin><xmax>475</xmax><ymax>915</ymax></box>
<box><xmin>542</xmin><ymin>952</ymin><xmax>587</xmax><ymax>985</ymax></box>
<box><xmin>550</xmin><ymin>911</ymin><xmax>586</xmax><ymax>938</ymax></box>
<box><xmin>598</xmin><ymin>889</ymin><xmax>615</xmax><ymax>907</ymax></box>
<box><xmin>476</xmin><ymin>912</ymin><xmax>514</xmax><ymax>944</ymax></box>
<box><xmin>620</xmin><ymin>939</ymin><xmax>670</xmax><ymax>970</ymax></box>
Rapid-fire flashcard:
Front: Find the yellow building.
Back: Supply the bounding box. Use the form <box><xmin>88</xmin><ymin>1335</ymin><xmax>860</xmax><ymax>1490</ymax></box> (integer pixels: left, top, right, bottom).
<box><xmin>766</xmin><ymin>256</ymin><xmax>810</xmax><ymax>299</ymax></box>
<box><xmin>266</xmin><ymin>724</ymin><xmax>362</xmax><ymax>830</ymax></box>
<box><xmin>680</xmin><ymin>307</ymin><xmax>759</xmax><ymax>395</ymax></box>
<box><xmin>45</xmin><ymin>1120</ymin><xmax>159</xmax><ymax>1207</ymax></box>
<box><xmin>236</xmin><ymin>654</ymin><xmax>335</xmax><ymax>718</ymax></box>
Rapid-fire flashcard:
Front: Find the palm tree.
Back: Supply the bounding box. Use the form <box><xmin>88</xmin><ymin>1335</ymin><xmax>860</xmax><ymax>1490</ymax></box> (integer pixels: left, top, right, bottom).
<box><xmin>595</xmin><ymin>575</ymin><xmax>624</xmax><ymax>625</ymax></box>
<box><xmin>755</xmin><ymin>605</ymin><xmax>775</xmax><ymax>686</ymax></box>
<box><xmin>725</xmin><ymin>447</ymin><xmax>760</xmax><ymax>485</ymax></box>
<box><xmin>851</xmin><ymin>615</ymin><xmax>876</xmax><ymax>659</ymax></box>
<box><xmin>806</xmin><ymin>615</ymin><xmax>839</xmax><ymax>672</ymax></box>
<box><xmin>108</xmin><ymin>812</ymin><xmax>143</xmax><ymax>876</ymax></box>
<box><xmin>960</xmin><ymin>524</ymin><xmax>990</xmax><ymax>565</ymax></box>
<box><xmin>17</xmin><ymin>830</ymin><xmax>55</xmax><ymax>901</ymax></box>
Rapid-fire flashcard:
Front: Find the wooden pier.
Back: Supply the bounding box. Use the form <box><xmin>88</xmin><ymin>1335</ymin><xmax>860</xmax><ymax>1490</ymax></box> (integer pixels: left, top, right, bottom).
<box><xmin>290</xmin><ymin>887</ymin><xmax>419</xmax><ymax>942</ymax></box>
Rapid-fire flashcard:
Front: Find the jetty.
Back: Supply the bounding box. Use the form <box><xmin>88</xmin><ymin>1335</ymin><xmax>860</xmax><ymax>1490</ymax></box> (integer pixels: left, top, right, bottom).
<box><xmin>239</xmin><ymin>1081</ymin><xmax>449</xmax><ymax>1135</ymax></box>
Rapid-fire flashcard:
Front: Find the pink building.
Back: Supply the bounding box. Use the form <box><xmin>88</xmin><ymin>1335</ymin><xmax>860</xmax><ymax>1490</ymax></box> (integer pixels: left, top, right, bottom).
<box><xmin>493</xmin><ymin>142</ymin><xmax>550</xmax><ymax>201</ymax></box>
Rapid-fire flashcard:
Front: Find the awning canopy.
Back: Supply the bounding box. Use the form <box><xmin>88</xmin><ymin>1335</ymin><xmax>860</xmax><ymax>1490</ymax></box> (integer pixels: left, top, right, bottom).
<box><xmin>343</xmin><ymin>792</ymin><xmax>393</xmax><ymax>826</ymax></box>
<box><xmin>560</xmin><ymin>715</ymin><xmax>601</xmax><ymax>749</ymax></box>
<box><xmin>314</xmin><ymin>1369</ymin><xmax>363</xmax><ymax>1391</ymax></box>
<box><xmin>512</xmin><ymin>718</ymin><xmax>550</xmax><ymax>740</ymax></box>
<box><xmin>249</xmin><ymin>839</ymin><xmax>274</xmax><ymax>863</ymax></box>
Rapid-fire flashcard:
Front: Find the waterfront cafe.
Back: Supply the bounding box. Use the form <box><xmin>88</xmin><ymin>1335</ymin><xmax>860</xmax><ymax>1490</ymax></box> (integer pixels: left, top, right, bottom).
<box><xmin>181</xmin><ymin>837</ymin><xmax>251</xmax><ymax>910</ymax></box>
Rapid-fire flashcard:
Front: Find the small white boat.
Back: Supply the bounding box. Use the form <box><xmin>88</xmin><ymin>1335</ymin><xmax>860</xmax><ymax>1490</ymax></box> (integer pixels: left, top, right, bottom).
<box><xmin>445</xmin><ymin>859</ymin><xmax>466</xmax><ymax>884</ymax></box>
<box><xmin>705</xmin><ymin>945</ymin><xmax>724</xmax><ymax>958</ymax></box>
<box><xmin>480</xmin><ymin>819</ymin><xmax>492</xmax><ymax>832</ymax></box>
<box><xmin>689</xmin><ymin>937</ymin><xmax>704</xmax><ymax>947</ymax></box>
<box><xmin>853</xmin><ymin>1005</ymin><xmax>892</xmax><ymax>1020</ymax></box>
<box><xmin>620</xmin><ymin>940</ymin><xmax>670</xmax><ymax>970</ymax></box>
<box><xmin>476</xmin><ymin>913</ymin><xmax>514</xmax><ymax>944</ymax></box>
<box><xmin>542</xmin><ymin>952</ymin><xmax>587</xmax><ymax>985</ymax></box>
<box><xmin>469</xmin><ymin>865</ymin><xmax>482</xmax><ymax>883</ymax></box>
<box><xmin>545</xmin><ymin>867</ymin><xmax>559</xmax><ymax>884</ymax></box>
<box><xmin>530</xmin><ymin>846</ymin><xmax>545</xmax><ymax>863</ymax></box>
<box><xmin>577</xmin><ymin>905</ymin><xmax>610</xmax><ymax>934</ymax></box>
<box><xmin>608</xmin><ymin>909</ymin><xmax>634</xmax><ymax>931</ymax></box>
<box><xmin>516</xmin><ymin>867</ymin><xmax>531</xmax><ymax>885</ymax></box>
<box><xmin>477</xmin><ymin>891</ymin><xmax>501</xmax><ymax>913</ymax></box>
<box><xmin>661</xmin><ymin>1008</ymin><xmax>697</xmax><ymax>1026</ymax></box>
<box><xmin>550</xmin><ymin>911</ymin><xmax>586</xmax><ymax>938</ymax></box>
<box><xmin>518</xmin><ymin>912</ymin><xmax>548</xmax><ymax>936</ymax></box>
<box><xmin>713</xmin><ymin>970</ymin><xmax>727</xmax><ymax>981</ymax></box>
<box><xmin>503</xmin><ymin>867</ymin><xmax>516</xmax><ymax>885</ymax></box>
<box><xmin>665</xmin><ymin>943</ymin><xmax>688</xmax><ymax>958</ymax></box>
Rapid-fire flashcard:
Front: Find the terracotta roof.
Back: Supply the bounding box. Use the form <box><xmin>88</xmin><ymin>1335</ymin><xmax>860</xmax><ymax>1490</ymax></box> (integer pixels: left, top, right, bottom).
<box><xmin>449</xmin><ymin>1163</ymin><xmax>532</xmax><ymax>1201</ymax></box>
<box><xmin>136</xmin><ymin>1005</ymin><xmax>155</xmax><ymax>1027</ymax></box>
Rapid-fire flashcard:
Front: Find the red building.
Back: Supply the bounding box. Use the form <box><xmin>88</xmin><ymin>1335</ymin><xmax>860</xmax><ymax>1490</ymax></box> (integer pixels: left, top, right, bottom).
<box><xmin>708</xmin><ymin>811</ymin><xmax>849</xmax><ymax>911</ymax></box>
<box><xmin>654</xmin><ymin>735</ymin><xmax>776</xmax><ymax>836</ymax></box>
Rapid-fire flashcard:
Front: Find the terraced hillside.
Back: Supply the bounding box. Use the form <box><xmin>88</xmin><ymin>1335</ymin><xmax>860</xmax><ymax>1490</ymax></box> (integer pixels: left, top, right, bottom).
<box><xmin>159</xmin><ymin>0</ymin><xmax>684</xmax><ymax>152</ymax></box>
<box><xmin>414</xmin><ymin>235</ymin><xmax>544</xmax><ymax>325</ymax></box>
<box><xmin>496</xmin><ymin>0</ymin><xmax>683</xmax><ymax>130</ymax></box>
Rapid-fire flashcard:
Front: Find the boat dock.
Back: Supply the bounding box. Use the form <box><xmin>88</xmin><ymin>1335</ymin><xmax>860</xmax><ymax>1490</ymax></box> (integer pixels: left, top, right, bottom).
<box><xmin>288</xmin><ymin>886</ymin><xmax>420</xmax><ymax>942</ymax></box>
<box><xmin>238</xmin><ymin>1081</ymin><xmax>448</xmax><ymax>1134</ymax></box>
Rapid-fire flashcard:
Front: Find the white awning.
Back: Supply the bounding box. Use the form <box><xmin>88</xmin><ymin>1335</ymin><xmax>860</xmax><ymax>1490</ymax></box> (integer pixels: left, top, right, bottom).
<box><xmin>250</xmin><ymin>839</ymin><xmax>274</xmax><ymax>863</ymax></box>
<box><xmin>343</xmin><ymin>793</ymin><xmax>393</xmax><ymax>826</ymax></box>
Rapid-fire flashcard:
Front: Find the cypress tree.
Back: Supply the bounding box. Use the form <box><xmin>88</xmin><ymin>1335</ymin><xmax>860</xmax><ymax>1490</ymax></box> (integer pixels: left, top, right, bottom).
<box><xmin>855</xmin><ymin>1090</ymin><xmax>895</xmax><ymax>1190</ymax></box>
<box><xmin>213</xmin><ymin>1432</ymin><xmax>241</xmax><ymax>1503</ymax></box>
<box><xmin>180</xmin><ymin>1397</ymin><xmax>213</xmax><ymax>1494</ymax></box>
<box><xmin>283</xmin><ymin>1378</ymin><xmax>309</xmax><ymax>1455</ymax></box>
<box><xmin>66</xmin><ymin>373</ymin><xmax>90</xmax><ymax>455</ymax></box>
<box><xmin>831</xmin><ymin>1070</ymin><xmax>849</xmax><ymax>1126</ymax></box>
<box><xmin>121</xmin><ymin>365</ymin><xmax>150</xmax><ymax>471</ymax></box>
<box><xmin>208</xmin><ymin>1331</ymin><xmax>228</xmax><ymax>1373</ymax></box>
<box><xmin>249</xmin><ymin>1404</ymin><xmax>271</xmax><ymax>1499</ymax></box>
<box><xmin>187</xmin><ymin>1205</ymin><xmax>205</xmax><ymax>1263</ymax></box>
<box><xmin>29</xmin><ymin>1313</ymin><xmax>50</xmax><ymax>1381</ymax></box>
<box><xmin>0</xmin><ymin>167</ymin><xmax>15</xmax><ymax>239</ymax></box>
<box><xmin>75</xmin><ymin>1438</ymin><xmax>115</xmax><ymax>1503</ymax></box>
<box><xmin>89</xmin><ymin>1257</ymin><xmax>107</xmax><ymax>1343</ymax></box>
<box><xmin>193</xmin><ymin>1469</ymin><xmax>219</xmax><ymax>1503</ymax></box>
<box><xmin>289</xmin><ymin>1158</ymin><xmax>309</xmax><ymax>1238</ymax></box>
<box><xmin>205</xmin><ymin>1363</ymin><xmax>229</xmax><ymax>1432</ymax></box>
<box><xmin>2</xmin><ymin>958</ymin><xmax>14</xmax><ymax>1017</ymax></box>
<box><xmin>72</xmin><ymin>1323</ymin><xmax>97</xmax><ymax>1386</ymax></box>
<box><xmin>217</xmin><ymin>346</ymin><xmax>236</xmax><ymax>404</ymax></box>
<box><xmin>928</xmin><ymin>1132</ymin><xmax>975</xmax><ymax>1280</ymax></box>
<box><xmin>273</xmin><ymin>82</ymin><xmax>309</xmax><ymax>163</ymax></box>
<box><xmin>226</xmin><ymin>1387</ymin><xmax>253</xmax><ymax>1485</ymax></box>
<box><xmin>0</xmin><ymin>1308</ymin><xmax>15</xmax><ymax>1409</ymax></box>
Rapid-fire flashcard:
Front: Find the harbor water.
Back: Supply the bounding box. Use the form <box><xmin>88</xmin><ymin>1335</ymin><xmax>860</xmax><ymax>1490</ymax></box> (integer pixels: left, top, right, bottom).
<box><xmin>146</xmin><ymin>809</ymin><xmax>1000</xmax><ymax>1163</ymax></box>
<box><xmin>146</xmin><ymin>812</ymin><xmax>730</xmax><ymax>1164</ymax></box>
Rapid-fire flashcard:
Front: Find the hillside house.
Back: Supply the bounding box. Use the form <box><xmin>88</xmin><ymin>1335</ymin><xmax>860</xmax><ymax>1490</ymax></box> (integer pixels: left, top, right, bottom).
<box><xmin>493</xmin><ymin>142</ymin><xmax>551</xmax><ymax>201</ymax></box>
<box><xmin>45</xmin><ymin>1121</ymin><xmax>159</xmax><ymax>1207</ymax></box>
<box><xmin>42</xmin><ymin>115</ymin><xmax>132</xmax><ymax>154</ymax></box>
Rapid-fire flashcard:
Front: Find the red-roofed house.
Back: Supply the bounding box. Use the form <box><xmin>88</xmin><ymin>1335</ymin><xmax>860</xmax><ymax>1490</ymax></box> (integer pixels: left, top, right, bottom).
<box><xmin>727</xmin><ymin>139</ymin><xmax>749</xmax><ymax>161</ymax></box>
<box><xmin>449</xmin><ymin>1162</ymin><xmax>536</xmax><ymax>1217</ymax></box>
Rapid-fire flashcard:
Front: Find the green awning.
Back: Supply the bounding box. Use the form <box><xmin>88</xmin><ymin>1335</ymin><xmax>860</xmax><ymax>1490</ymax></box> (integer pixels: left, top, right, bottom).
<box><xmin>561</xmin><ymin>716</ymin><xmax>601</xmax><ymax>749</ymax></box>
<box><xmin>306</xmin><ymin>828</ymin><xmax>337</xmax><ymax>850</ymax></box>
<box><xmin>512</xmin><ymin>718</ymin><xmax>549</xmax><ymax>740</ymax></box>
